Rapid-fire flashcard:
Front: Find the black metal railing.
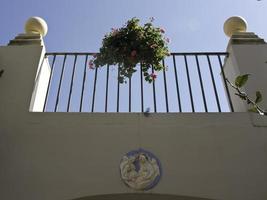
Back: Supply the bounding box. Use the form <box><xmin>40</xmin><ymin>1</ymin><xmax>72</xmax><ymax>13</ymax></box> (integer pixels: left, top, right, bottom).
<box><xmin>43</xmin><ymin>52</ymin><xmax>233</xmax><ymax>113</ymax></box>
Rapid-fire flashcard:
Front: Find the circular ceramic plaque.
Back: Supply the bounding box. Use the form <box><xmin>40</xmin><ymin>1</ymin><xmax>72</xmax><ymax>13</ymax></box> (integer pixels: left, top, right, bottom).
<box><xmin>120</xmin><ymin>149</ymin><xmax>162</xmax><ymax>190</ymax></box>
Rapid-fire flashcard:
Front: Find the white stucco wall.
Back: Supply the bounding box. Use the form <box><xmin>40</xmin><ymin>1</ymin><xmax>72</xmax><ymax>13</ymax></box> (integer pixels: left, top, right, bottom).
<box><xmin>223</xmin><ymin>43</ymin><xmax>267</xmax><ymax>112</ymax></box>
<box><xmin>0</xmin><ymin>112</ymin><xmax>267</xmax><ymax>200</ymax></box>
<box><xmin>1</xmin><ymin>43</ymin><xmax>267</xmax><ymax>200</ymax></box>
<box><xmin>29</xmin><ymin>55</ymin><xmax>51</xmax><ymax>112</ymax></box>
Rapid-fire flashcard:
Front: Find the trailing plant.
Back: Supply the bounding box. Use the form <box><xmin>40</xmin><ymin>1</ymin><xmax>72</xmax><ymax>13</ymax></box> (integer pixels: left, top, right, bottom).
<box><xmin>89</xmin><ymin>17</ymin><xmax>170</xmax><ymax>83</ymax></box>
<box><xmin>226</xmin><ymin>74</ymin><xmax>267</xmax><ymax>115</ymax></box>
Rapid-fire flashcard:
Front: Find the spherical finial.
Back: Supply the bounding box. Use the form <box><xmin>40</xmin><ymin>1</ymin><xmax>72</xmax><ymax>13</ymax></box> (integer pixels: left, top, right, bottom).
<box><xmin>25</xmin><ymin>17</ymin><xmax>48</xmax><ymax>37</ymax></box>
<box><xmin>224</xmin><ymin>16</ymin><xmax>247</xmax><ymax>37</ymax></box>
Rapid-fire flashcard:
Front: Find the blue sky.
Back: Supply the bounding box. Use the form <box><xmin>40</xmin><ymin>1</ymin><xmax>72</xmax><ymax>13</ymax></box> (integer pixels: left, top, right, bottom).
<box><xmin>1</xmin><ymin>0</ymin><xmax>266</xmax><ymax>112</ymax></box>
<box><xmin>1</xmin><ymin>0</ymin><xmax>266</xmax><ymax>52</ymax></box>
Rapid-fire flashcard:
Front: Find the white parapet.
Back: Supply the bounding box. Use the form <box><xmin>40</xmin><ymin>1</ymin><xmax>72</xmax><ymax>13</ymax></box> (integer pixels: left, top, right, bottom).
<box><xmin>1</xmin><ymin>16</ymin><xmax>49</xmax><ymax>112</ymax></box>
<box><xmin>223</xmin><ymin>16</ymin><xmax>267</xmax><ymax>112</ymax></box>
<box><xmin>29</xmin><ymin>53</ymin><xmax>51</xmax><ymax>112</ymax></box>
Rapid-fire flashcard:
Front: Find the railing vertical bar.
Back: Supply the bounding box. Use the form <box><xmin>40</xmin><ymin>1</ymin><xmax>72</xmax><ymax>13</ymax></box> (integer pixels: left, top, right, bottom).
<box><xmin>207</xmin><ymin>55</ymin><xmax>221</xmax><ymax>112</ymax></box>
<box><xmin>117</xmin><ymin>66</ymin><xmax>120</xmax><ymax>112</ymax></box>
<box><xmin>195</xmin><ymin>55</ymin><xmax>208</xmax><ymax>112</ymax></box>
<box><xmin>105</xmin><ymin>65</ymin><xmax>110</xmax><ymax>112</ymax></box>
<box><xmin>152</xmin><ymin>66</ymin><xmax>157</xmax><ymax>113</ymax></box>
<box><xmin>184</xmin><ymin>55</ymin><xmax>195</xmax><ymax>112</ymax></box>
<box><xmin>140</xmin><ymin>64</ymin><xmax>144</xmax><ymax>112</ymax></box>
<box><xmin>54</xmin><ymin>54</ymin><xmax>67</xmax><ymax>112</ymax></box>
<box><xmin>43</xmin><ymin>54</ymin><xmax>56</xmax><ymax>112</ymax></box>
<box><xmin>172</xmin><ymin>55</ymin><xmax>182</xmax><ymax>112</ymax></box>
<box><xmin>67</xmin><ymin>55</ymin><xmax>77</xmax><ymax>112</ymax></box>
<box><xmin>162</xmin><ymin>60</ymin><xmax>169</xmax><ymax>113</ymax></box>
<box><xmin>79</xmin><ymin>55</ymin><xmax>88</xmax><ymax>112</ymax></box>
<box><xmin>91</xmin><ymin>67</ymin><xmax>98</xmax><ymax>112</ymax></box>
<box><xmin>129</xmin><ymin>77</ymin><xmax>131</xmax><ymax>112</ymax></box>
<box><xmin>218</xmin><ymin>55</ymin><xmax>234</xmax><ymax>112</ymax></box>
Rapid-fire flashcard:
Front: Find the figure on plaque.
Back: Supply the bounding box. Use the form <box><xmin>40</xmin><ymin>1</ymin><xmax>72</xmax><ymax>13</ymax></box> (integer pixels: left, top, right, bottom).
<box><xmin>120</xmin><ymin>150</ymin><xmax>161</xmax><ymax>190</ymax></box>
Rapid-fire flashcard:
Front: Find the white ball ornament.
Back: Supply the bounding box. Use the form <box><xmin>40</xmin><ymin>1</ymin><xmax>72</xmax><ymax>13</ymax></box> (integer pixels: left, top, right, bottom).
<box><xmin>224</xmin><ymin>16</ymin><xmax>247</xmax><ymax>37</ymax></box>
<box><xmin>25</xmin><ymin>17</ymin><xmax>48</xmax><ymax>37</ymax></box>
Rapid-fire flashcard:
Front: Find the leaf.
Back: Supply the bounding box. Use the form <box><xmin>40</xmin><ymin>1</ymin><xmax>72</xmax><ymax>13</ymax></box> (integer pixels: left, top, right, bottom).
<box><xmin>255</xmin><ymin>91</ymin><xmax>263</xmax><ymax>104</ymax></box>
<box><xmin>235</xmin><ymin>92</ymin><xmax>247</xmax><ymax>100</ymax></box>
<box><xmin>0</xmin><ymin>69</ymin><xmax>4</xmax><ymax>77</ymax></box>
<box><xmin>235</xmin><ymin>74</ymin><xmax>250</xmax><ymax>88</ymax></box>
<box><xmin>118</xmin><ymin>76</ymin><xmax>124</xmax><ymax>84</ymax></box>
<box><xmin>248</xmin><ymin>106</ymin><xmax>258</xmax><ymax>113</ymax></box>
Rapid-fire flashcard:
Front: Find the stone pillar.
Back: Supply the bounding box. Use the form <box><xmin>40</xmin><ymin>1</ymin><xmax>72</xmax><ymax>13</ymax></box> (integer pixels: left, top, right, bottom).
<box><xmin>223</xmin><ymin>16</ymin><xmax>267</xmax><ymax>112</ymax></box>
<box><xmin>0</xmin><ymin>17</ymin><xmax>49</xmax><ymax>114</ymax></box>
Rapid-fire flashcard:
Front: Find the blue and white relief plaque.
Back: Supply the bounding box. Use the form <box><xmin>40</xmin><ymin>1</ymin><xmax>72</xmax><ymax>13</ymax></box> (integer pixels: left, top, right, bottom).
<box><xmin>120</xmin><ymin>149</ymin><xmax>162</xmax><ymax>190</ymax></box>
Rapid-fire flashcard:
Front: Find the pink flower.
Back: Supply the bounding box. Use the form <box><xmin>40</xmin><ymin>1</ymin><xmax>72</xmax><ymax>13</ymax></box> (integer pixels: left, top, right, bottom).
<box><xmin>88</xmin><ymin>60</ymin><xmax>95</xmax><ymax>69</ymax></box>
<box><xmin>160</xmin><ymin>28</ymin><xmax>165</xmax><ymax>33</ymax></box>
<box><xmin>131</xmin><ymin>50</ymin><xmax>137</xmax><ymax>57</ymax></box>
<box><xmin>150</xmin><ymin>73</ymin><xmax>157</xmax><ymax>80</ymax></box>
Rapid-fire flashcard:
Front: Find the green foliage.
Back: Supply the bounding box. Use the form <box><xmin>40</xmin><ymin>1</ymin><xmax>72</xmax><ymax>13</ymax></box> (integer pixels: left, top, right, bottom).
<box><xmin>248</xmin><ymin>106</ymin><xmax>258</xmax><ymax>113</ymax></box>
<box><xmin>91</xmin><ymin>17</ymin><xmax>170</xmax><ymax>83</ymax></box>
<box><xmin>255</xmin><ymin>91</ymin><xmax>262</xmax><ymax>104</ymax></box>
<box><xmin>235</xmin><ymin>74</ymin><xmax>250</xmax><ymax>88</ymax></box>
<box><xmin>228</xmin><ymin>74</ymin><xmax>266</xmax><ymax>115</ymax></box>
<box><xmin>0</xmin><ymin>69</ymin><xmax>4</xmax><ymax>77</ymax></box>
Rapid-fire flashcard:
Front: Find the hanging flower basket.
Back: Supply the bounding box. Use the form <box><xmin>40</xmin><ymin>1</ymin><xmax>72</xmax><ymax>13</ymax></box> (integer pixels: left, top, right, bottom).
<box><xmin>89</xmin><ymin>17</ymin><xmax>170</xmax><ymax>83</ymax></box>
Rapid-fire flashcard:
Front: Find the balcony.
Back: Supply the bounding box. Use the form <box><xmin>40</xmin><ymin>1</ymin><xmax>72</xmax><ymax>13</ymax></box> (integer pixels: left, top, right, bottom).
<box><xmin>1</xmin><ymin>17</ymin><xmax>267</xmax><ymax>200</ymax></box>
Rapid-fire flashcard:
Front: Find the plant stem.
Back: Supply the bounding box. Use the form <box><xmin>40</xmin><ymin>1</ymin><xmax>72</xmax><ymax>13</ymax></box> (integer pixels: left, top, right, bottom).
<box><xmin>226</xmin><ymin>78</ymin><xmax>267</xmax><ymax>115</ymax></box>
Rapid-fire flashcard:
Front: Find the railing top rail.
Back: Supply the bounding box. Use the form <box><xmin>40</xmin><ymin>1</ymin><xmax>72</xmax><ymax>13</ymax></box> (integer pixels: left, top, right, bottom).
<box><xmin>45</xmin><ymin>52</ymin><xmax>229</xmax><ymax>56</ymax></box>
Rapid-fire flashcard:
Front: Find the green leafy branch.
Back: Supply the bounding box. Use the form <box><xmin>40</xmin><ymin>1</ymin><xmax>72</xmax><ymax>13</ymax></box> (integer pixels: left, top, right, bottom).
<box><xmin>226</xmin><ymin>74</ymin><xmax>267</xmax><ymax>115</ymax></box>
